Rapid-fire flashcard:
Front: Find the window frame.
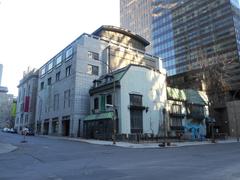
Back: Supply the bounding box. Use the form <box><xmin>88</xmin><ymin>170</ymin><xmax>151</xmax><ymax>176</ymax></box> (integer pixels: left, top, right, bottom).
<box><xmin>65</xmin><ymin>65</ymin><xmax>71</xmax><ymax>77</ymax></box>
<box><xmin>56</xmin><ymin>71</ymin><xmax>61</xmax><ymax>82</ymax></box>
<box><xmin>87</xmin><ymin>64</ymin><xmax>99</xmax><ymax>76</ymax></box>
<box><xmin>47</xmin><ymin>61</ymin><xmax>53</xmax><ymax>72</ymax></box>
<box><xmin>130</xmin><ymin>94</ymin><xmax>143</xmax><ymax>106</ymax></box>
<box><xmin>66</xmin><ymin>47</ymin><xmax>73</xmax><ymax>61</ymax></box>
<box><xmin>47</xmin><ymin>77</ymin><xmax>52</xmax><ymax>86</ymax></box>
<box><xmin>40</xmin><ymin>81</ymin><xmax>44</xmax><ymax>90</ymax></box>
<box><xmin>94</xmin><ymin>97</ymin><xmax>99</xmax><ymax>110</ymax></box>
<box><xmin>88</xmin><ymin>51</ymin><xmax>99</xmax><ymax>60</ymax></box>
<box><xmin>40</xmin><ymin>66</ymin><xmax>46</xmax><ymax>77</ymax></box>
<box><xmin>56</xmin><ymin>55</ymin><xmax>62</xmax><ymax>67</ymax></box>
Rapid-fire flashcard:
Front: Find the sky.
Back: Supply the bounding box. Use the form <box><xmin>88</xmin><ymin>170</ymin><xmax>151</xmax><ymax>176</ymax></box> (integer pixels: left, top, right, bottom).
<box><xmin>0</xmin><ymin>0</ymin><xmax>120</xmax><ymax>96</ymax></box>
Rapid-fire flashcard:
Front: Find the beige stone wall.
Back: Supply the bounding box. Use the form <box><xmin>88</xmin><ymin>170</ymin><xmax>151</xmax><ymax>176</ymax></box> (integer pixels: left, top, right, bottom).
<box><xmin>109</xmin><ymin>45</ymin><xmax>157</xmax><ymax>71</ymax></box>
<box><xmin>227</xmin><ymin>101</ymin><xmax>240</xmax><ymax>137</ymax></box>
<box><xmin>99</xmin><ymin>30</ymin><xmax>146</xmax><ymax>51</ymax></box>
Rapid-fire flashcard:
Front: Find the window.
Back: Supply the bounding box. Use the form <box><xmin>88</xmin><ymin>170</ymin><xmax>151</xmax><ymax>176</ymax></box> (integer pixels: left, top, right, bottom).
<box><xmin>40</xmin><ymin>82</ymin><xmax>44</xmax><ymax>90</ymax></box>
<box><xmin>47</xmin><ymin>77</ymin><xmax>52</xmax><ymax>85</ymax></box>
<box><xmin>56</xmin><ymin>72</ymin><xmax>60</xmax><ymax>81</ymax></box>
<box><xmin>48</xmin><ymin>61</ymin><xmax>53</xmax><ymax>72</ymax></box>
<box><xmin>66</xmin><ymin>47</ymin><xmax>73</xmax><ymax>61</ymax></box>
<box><xmin>87</xmin><ymin>64</ymin><xmax>99</xmax><ymax>75</ymax></box>
<box><xmin>40</xmin><ymin>67</ymin><xmax>46</xmax><ymax>76</ymax></box>
<box><xmin>24</xmin><ymin>114</ymin><xmax>28</xmax><ymax>124</ymax></box>
<box><xmin>106</xmin><ymin>94</ymin><xmax>112</xmax><ymax>105</ymax></box>
<box><xmin>52</xmin><ymin>119</ymin><xmax>59</xmax><ymax>134</ymax></box>
<box><xmin>171</xmin><ymin>104</ymin><xmax>182</xmax><ymax>114</ymax></box>
<box><xmin>88</xmin><ymin>51</ymin><xmax>99</xmax><ymax>60</ymax></box>
<box><xmin>94</xmin><ymin>97</ymin><xmax>99</xmax><ymax>110</ymax></box>
<box><xmin>20</xmin><ymin>114</ymin><xmax>23</xmax><ymax>123</ymax></box>
<box><xmin>100</xmin><ymin>95</ymin><xmax>106</xmax><ymax>111</ymax></box>
<box><xmin>130</xmin><ymin>109</ymin><xmax>143</xmax><ymax>133</ymax></box>
<box><xmin>66</xmin><ymin>65</ymin><xmax>71</xmax><ymax>77</ymax></box>
<box><xmin>171</xmin><ymin>118</ymin><xmax>182</xmax><ymax>127</ymax></box>
<box><xmin>27</xmin><ymin>85</ymin><xmax>30</xmax><ymax>96</ymax></box>
<box><xmin>56</xmin><ymin>55</ymin><xmax>62</xmax><ymax>66</ymax></box>
<box><xmin>187</xmin><ymin>104</ymin><xmax>205</xmax><ymax>120</ymax></box>
<box><xmin>64</xmin><ymin>89</ymin><xmax>71</xmax><ymax>108</ymax></box>
<box><xmin>53</xmin><ymin>94</ymin><xmax>59</xmax><ymax>111</ymax></box>
<box><xmin>129</xmin><ymin>94</ymin><xmax>143</xmax><ymax>133</ymax></box>
<box><xmin>130</xmin><ymin>94</ymin><xmax>142</xmax><ymax>106</ymax></box>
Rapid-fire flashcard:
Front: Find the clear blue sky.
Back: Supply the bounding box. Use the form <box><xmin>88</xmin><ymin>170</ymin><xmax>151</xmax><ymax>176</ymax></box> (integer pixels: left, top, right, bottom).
<box><xmin>0</xmin><ymin>0</ymin><xmax>120</xmax><ymax>96</ymax></box>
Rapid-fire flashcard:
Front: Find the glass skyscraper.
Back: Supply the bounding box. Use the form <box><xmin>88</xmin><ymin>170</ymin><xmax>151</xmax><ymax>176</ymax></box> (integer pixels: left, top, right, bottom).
<box><xmin>120</xmin><ymin>0</ymin><xmax>240</xmax><ymax>79</ymax></box>
<box><xmin>120</xmin><ymin>0</ymin><xmax>153</xmax><ymax>53</ymax></box>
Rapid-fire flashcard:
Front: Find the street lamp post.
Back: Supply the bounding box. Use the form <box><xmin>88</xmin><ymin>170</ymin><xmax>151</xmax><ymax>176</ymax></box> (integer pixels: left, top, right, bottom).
<box><xmin>112</xmin><ymin>74</ymin><xmax>116</xmax><ymax>145</ymax></box>
<box><xmin>163</xmin><ymin>108</ymin><xmax>166</xmax><ymax>146</ymax></box>
<box><xmin>101</xmin><ymin>46</ymin><xmax>117</xmax><ymax>144</ymax></box>
<box><xmin>158</xmin><ymin>107</ymin><xmax>168</xmax><ymax>147</ymax></box>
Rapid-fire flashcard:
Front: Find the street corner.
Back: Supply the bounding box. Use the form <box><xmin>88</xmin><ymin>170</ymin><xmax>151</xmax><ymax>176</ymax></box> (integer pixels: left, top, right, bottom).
<box><xmin>0</xmin><ymin>142</ymin><xmax>18</xmax><ymax>154</ymax></box>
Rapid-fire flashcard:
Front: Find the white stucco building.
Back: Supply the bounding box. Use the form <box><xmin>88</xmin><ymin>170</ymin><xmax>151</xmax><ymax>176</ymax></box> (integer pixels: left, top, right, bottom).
<box><xmin>84</xmin><ymin>64</ymin><xmax>167</xmax><ymax>139</ymax></box>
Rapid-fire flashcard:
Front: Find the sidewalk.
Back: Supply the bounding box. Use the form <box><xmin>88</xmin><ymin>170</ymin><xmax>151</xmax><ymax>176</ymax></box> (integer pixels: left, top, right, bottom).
<box><xmin>0</xmin><ymin>142</ymin><xmax>17</xmax><ymax>154</ymax></box>
<box><xmin>39</xmin><ymin>135</ymin><xmax>239</xmax><ymax>149</ymax></box>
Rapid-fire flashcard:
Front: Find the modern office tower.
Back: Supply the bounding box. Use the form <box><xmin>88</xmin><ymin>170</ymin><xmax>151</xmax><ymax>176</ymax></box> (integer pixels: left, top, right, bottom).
<box><xmin>15</xmin><ymin>68</ymin><xmax>39</xmax><ymax>132</ymax></box>
<box><xmin>120</xmin><ymin>0</ymin><xmax>240</xmax><ymax>76</ymax></box>
<box><xmin>120</xmin><ymin>0</ymin><xmax>153</xmax><ymax>53</ymax></box>
<box><xmin>120</xmin><ymin>0</ymin><xmax>240</xmax><ymax>135</ymax></box>
<box><xmin>0</xmin><ymin>64</ymin><xmax>3</xmax><ymax>86</ymax></box>
<box><xmin>34</xmin><ymin>25</ymin><xmax>161</xmax><ymax>137</ymax></box>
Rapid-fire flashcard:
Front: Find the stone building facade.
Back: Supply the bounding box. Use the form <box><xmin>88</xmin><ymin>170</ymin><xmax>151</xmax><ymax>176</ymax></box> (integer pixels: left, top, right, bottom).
<box><xmin>15</xmin><ymin>68</ymin><xmax>38</xmax><ymax>132</ymax></box>
<box><xmin>35</xmin><ymin>26</ymin><xmax>161</xmax><ymax>137</ymax></box>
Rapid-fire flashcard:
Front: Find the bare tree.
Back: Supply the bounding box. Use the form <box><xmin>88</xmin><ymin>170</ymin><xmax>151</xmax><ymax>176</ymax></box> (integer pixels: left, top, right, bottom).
<box><xmin>187</xmin><ymin>49</ymin><xmax>238</xmax><ymax>104</ymax></box>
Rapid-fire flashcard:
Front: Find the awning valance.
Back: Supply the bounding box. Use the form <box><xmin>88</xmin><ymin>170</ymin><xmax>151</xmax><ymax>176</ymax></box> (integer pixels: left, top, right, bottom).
<box><xmin>83</xmin><ymin>112</ymin><xmax>114</xmax><ymax>121</ymax></box>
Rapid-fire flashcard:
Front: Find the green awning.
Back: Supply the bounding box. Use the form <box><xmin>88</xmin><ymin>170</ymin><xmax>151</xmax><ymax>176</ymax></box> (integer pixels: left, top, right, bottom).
<box><xmin>84</xmin><ymin>112</ymin><xmax>114</xmax><ymax>121</ymax></box>
<box><xmin>167</xmin><ymin>87</ymin><xmax>187</xmax><ymax>101</ymax></box>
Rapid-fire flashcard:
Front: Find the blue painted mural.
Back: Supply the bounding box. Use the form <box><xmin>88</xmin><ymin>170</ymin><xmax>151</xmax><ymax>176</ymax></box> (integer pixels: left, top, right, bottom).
<box><xmin>184</xmin><ymin>122</ymin><xmax>206</xmax><ymax>140</ymax></box>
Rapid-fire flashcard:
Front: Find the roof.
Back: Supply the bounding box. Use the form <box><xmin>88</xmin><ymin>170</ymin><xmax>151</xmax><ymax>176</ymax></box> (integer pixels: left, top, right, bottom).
<box><xmin>91</xmin><ymin>64</ymin><xmax>162</xmax><ymax>91</ymax></box>
<box><xmin>84</xmin><ymin>112</ymin><xmax>114</xmax><ymax>121</ymax></box>
<box><xmin>185</xmin><ymin>89</ymin><xmax>208</xmax><ymax>105</ymax></box>
<box><xmin>92</xmin><ymin>25</ymin><xmax>150</xmax><ymax>47</ymax></box>
<box><xmin>167</xmin><ymin>87</ymin><xmax>208</xmax><ymax>105</ymax></box>
<box><xmin>0</xmin><ymin>86</ymin><xmax>8</xmax><ymax>93</ymax></box>
<box><xmin>167</xmin><ymin>87</ymin><xmax>187</xmax><ymax>101</ymax></box>
<box><xmin>92</xmin><ymin>65</ymin><xmax>130</xmax><ymax>88</ymax></box>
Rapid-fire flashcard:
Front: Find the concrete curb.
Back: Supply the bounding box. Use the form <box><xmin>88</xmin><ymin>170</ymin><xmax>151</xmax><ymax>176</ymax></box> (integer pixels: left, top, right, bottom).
<box><xmin>37</xmin><ymin>135</ymin><xmax>239</xmax><ymax>149</ymax></box>
<box><xmin>0</xmin><ymin>142</ymin><xmax>18</xmax><ymax>154</ymax></box>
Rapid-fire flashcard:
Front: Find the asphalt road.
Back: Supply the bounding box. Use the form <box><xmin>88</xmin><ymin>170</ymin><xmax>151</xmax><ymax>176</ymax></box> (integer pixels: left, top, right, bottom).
<box><xmin>0</xmin><ymin>132</ymin><xmax>240</xmax><ymax>180</ymax></box>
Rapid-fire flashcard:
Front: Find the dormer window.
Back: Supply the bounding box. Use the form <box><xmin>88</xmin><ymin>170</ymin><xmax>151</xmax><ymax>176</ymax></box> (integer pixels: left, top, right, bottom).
<box><xmin>106</xmin><ymin>94</ymin><xmax>112</xmax><ymax>105</ymax></box>
<box><xmin>105</xmin><ymin>74</ymin><xmax>113</xmax><ymax>83</ymax></box>
<box><xmin>93</xmin><ymin>80</ymin><xmax>101</xmax><ymax>88</ymax></box>
<box><xmin>94</xmin><ymin>97</ymin><xmax>99</xmax><ymax>110</ymax></box>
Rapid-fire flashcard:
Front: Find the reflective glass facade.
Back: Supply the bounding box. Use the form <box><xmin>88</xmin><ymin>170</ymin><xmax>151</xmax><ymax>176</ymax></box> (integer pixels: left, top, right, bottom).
<box><xmin>120</xmin><ymin>0</ymin><xmax>240</xmax><ymax>79</ymax></box>
<box><xmin>120</xmin><ymin>0</ymin><xmax>153</xmax><ymax>53</ymax></box>
<box><xmin>231</xmin><ymin>0</ymin><xmax>240</xmax><ymax>58</ymax></box>
<box><xmin>152</xmin><ymin>0</ymin><xmax>182</xmax><ymax>76</ymax></box>
<box><xmin>170</xmin><ymin>0</ymin><xmax>240</xmax><ymax>76</ymax></box>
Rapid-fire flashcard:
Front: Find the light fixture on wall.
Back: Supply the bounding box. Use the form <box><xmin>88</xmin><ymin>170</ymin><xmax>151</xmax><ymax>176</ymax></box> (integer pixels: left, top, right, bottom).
<box><xmin>145</xmin><ymin>106</ymin><xmax>149</xmax><ymax>113</ymax></box>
